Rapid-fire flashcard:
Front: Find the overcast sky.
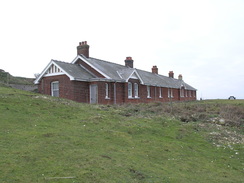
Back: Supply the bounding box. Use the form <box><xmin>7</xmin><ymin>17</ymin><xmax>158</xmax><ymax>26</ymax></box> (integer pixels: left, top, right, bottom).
<box><xmin>0</xmin><ymin>0</ymin><xmax>243</xmax><ymax>99</ymax></box>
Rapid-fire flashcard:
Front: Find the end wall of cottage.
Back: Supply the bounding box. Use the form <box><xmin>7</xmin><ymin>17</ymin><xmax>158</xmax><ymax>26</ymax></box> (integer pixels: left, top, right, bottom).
<box><xmin>38</xmin><ymin>75</ymin><xmax>90</xmax><ymax>103</ymax></box>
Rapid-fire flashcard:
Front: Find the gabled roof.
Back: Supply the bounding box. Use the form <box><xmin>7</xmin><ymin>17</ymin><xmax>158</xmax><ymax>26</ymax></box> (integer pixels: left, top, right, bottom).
<box><xmin>34</xmin><ymin>59</ymin><xmax>95</xmax><ymax>84</ymax></box>
<box><xmin>35</xmin><ymin>55</ymin><xmax>196</xmax><ymax>91</ymax></box>
<box><xmin>117</xmin><ymin>68</ymin><xmax>144</xmax><ymax>84</ymax></box>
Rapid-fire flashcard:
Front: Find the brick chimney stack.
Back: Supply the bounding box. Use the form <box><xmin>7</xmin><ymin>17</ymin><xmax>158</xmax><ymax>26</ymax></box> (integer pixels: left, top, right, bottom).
<box><xmin>152</xmin><ymin>66</ymin><xmax>158</xmax><ymax>74</ymax></box>
<box><xmin>169</xmin><ymin>71</ymin><xmax>174</xmax><ymax>78</ymax></box>
<box><xmin>77</xmin><ymin>41</ymin><xmax>89</xmax><ymax>58</ymax></box>
<box><xmin>125</xmin><ymin>57</ymin><xmax>134</xmax><ymax>68</ymax></box>
<box><xmin>178</xmin><ymin>74</ymin><xmax>182</xmax><ymax>80</ymax></box>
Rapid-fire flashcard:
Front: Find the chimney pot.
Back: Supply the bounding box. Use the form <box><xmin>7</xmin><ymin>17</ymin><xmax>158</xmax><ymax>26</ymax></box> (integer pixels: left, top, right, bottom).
<box><xmin>152</xmin><ymin>65</ymin><xmax>158</xmax><ymax>74</ymax></box>
<box><xmin>77</xmin><ymin>41</ymin><xmax>90</xmax><ymax>58</ymax></box>
<box><xmin>169</xmin><ymin>71</ymin><xmax>174</xmax><ymax>78</ymax></box>
<box><xmin>125</xmin><ymin>56</ymin><xmax>134</xmax><ymax>68</ymax></box>
<box><xmin>178</xmin><ymin>74</ymin><xmax>182</xmax><ymax>80</ymax></box>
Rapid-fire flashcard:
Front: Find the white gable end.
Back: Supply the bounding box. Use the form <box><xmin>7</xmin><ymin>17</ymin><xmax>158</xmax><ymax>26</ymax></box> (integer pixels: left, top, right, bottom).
<box><xmin>130</xmin><ymin>72</ymin><xmax>139</xmax><ymax>79</ymax></box>
<box><xmin>44</xmin><ymin>64</ymin><xmax>64</xmax><ymax>76</ymax></box>
<box><xmin>126</xmin><ymin>70</ymin><xmax>144</xmax><ymax>84</ymax></box>
<box><xmin>34</xmin><ymin>60</ymin><xmax>74</xmax><ymax>84</ymax></box>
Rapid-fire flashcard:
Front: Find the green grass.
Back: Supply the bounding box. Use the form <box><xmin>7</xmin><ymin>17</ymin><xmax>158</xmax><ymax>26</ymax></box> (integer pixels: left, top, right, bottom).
<box><xmin>0</xmin><ymin>87</ymin><xmax>243</xmax><ymax>182</ymax></box>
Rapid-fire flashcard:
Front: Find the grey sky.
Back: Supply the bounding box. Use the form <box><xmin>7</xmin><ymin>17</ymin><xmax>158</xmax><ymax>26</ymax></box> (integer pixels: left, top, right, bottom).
<box><xmin>0</xmin><ymin>0</ymin><xmax>243</xmax><ymax>99</ymax></box>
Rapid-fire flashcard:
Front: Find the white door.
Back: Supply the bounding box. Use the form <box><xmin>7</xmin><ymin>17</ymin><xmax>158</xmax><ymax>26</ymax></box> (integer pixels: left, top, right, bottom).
<box><xmin>90</xmin><ymin>84</ymin><xmax>98</xmax><ymax>104</ymax></box>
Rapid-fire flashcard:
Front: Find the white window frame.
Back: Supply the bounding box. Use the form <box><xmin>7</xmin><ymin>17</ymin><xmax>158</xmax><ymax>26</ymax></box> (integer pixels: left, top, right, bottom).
<box><xmin>105</xmin><ymin>83</ymin><xmax>110</xmax><ymax>99</ymax></box>
<box><xmin>168</xmin><ymin>88</ymin><xmax>173</xmax><ymax>98</ymax></box>
<box><xmin>134</xmin><ymin>83</ymin><xmax>139</xmax><ymax>98</ymax></box>
<box><xmin>51</xmin><ymin>81</ymin><xmax>59</xmax><ymax>97</ymax></box>
<box><xmin>128</xmin><ymin>82</ymin><xmax>132</xmax><ymax>98</ymax></box>
<box><xmin>180</xmin><ymin>87</ymin><xmax>184</xmax><ymax>97</ymax></box>
<box><xmin>147</xmin><ymin>86</ymin><xmax>151</xmax><ymax>98</ymax></box>
<box><xmin>159</xmin><ymin>87</ymin><xmax>162</xmax><ymax>98</ymax></box>
<box><xmin>189</xmin><ymin>90</ymin><xmax>192</xmax><ymax>97</ymax></box>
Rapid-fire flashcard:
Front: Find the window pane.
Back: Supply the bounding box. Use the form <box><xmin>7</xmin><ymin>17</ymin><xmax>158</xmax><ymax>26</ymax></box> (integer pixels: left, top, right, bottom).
<box><xmin>105</xmin><ymin>83</ymin><xmax>108</xmax><ymax>97</ymax></box>
<box><xmin>128</xmin><ymin>82</ymin><xmax>132</xmax><ymax>97</ymax></box>
<box><xmin>134</xmin><ymin>83</ymin><xmax>138</xmax><ymax>97</ymax></box>
<box><xmin>53</xmin><ymin>83</ymin><xmax>59</xmax><ymax>90</ymax></box>
<box><xmin>51</xmin><ymin>82</ymin><xmax>59</xmax><ymax>97</ymax></box>
<box><xmin>53</xmin><ymin>90</ymin><xmax>59</xmax><ymax>97</ymax></box>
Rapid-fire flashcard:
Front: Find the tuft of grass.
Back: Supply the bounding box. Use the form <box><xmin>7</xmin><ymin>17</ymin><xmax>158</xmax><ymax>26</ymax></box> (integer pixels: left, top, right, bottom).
<box><xmin>0</xmin><ymin>87</ymin><xmax>243</xmax><ymax>182</ymax></box>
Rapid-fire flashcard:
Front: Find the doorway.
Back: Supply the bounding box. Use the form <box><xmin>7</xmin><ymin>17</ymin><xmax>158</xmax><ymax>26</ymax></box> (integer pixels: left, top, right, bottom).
<box><xmin>90</xmin><ymin>84</ymin><xmax>98</xmax><ymax>104</ymax></box>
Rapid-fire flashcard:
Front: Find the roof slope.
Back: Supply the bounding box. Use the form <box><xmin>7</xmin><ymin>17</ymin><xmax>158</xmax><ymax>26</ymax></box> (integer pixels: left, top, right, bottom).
<box><xmin>53</xmin><ymin>60</ymin><xmax>95</xmax><ymax>81</ymax></box>
<box><xmin>85</xmin><ymin>57</ymin><xmax>128</xmax><ymax>80</ymax></box>
<box><xmin>83</xmin><ymin>56</ymin><xmax>196</xmax><ymax>90</ymax></box>
<box><xmin>35</xmin><ymin>55</ymin><xmax>196</xmax><ymax>90</ymax></box>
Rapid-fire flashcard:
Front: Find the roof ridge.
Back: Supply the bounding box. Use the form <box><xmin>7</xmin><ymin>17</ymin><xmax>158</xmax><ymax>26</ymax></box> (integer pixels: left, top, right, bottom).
<box><xmin>89</xmin><ymin>57</ymin><xmax>126</xmax><ymax>68</ymax></box>
<box><xmin>52</xmin><ymin>59</ymin><xmax>69</xmax><ymax>64</ymax></box>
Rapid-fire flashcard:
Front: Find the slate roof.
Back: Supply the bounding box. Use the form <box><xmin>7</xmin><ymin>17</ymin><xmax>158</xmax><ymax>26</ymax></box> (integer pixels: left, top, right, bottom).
<box><xmin>81</xmin><ymin>56</ymin><xmax>196</xmax><ymax>90</ymax></box>
<box><xmin>35</xmin><ymin>55</ymin><xmax>196</xmax><ymax>90</ymax></box>
<box><xmin>53</xmin><ymin>60</ymin><xmax>95</xmax><ymax>81</ymax></box>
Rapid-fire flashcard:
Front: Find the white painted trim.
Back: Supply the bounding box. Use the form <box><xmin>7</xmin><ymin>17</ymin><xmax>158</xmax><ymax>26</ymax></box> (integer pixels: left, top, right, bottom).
<box><xmin>116</xmin><ymin>71</ymin><xmax>123</xmax><ymax>79</ymax></box>
<box><xmin>34</xmin><ymin>60</ymin><xmax>53</xmax><ymax>84</ymax></box>
<box><xmin>34</xmin><ymin>60</ymin><xmax>75</xmax><ymax>84</ymax></box>
<box><xmin>51</xmin><ymin>81</ymin><xmax>59</xmax><ymax>97</ymax></box>
<box><xmin>44</xmin><ymin>73</ymin><xmax>65</xmax><ymax>77</ymax></box>
<box><xmin>128</xmin><ymin>82</ymin><xmax>132</xmax><ymax>98</ymax></box>
<box><xmin>147</xmin><ymin>85</ymin><xmax>151</xmax><ymax>98</ymax></box>
<box><xmin>126</xmin><ymin>69</ymin><xmax>144</xmax><ymax>84</ymax></box>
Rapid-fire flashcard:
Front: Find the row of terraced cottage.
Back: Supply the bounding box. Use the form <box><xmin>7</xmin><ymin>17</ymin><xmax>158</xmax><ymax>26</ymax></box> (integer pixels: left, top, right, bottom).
<box><xmin>34</xmin><ymin>41</ymin><xmax>197</xmax><ymax>104</ymax></box>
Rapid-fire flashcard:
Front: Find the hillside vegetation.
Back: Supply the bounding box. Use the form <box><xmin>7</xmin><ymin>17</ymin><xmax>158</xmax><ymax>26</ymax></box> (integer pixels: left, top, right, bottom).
<box><xmin>0</xmin><ymin>86</ymin><xmax>243</xmax><ymax>183</ymax></box>
<box><xmin>0</xmin><ymin>70</ymin><xmax>34</xmax><ymax>85</ymax></box>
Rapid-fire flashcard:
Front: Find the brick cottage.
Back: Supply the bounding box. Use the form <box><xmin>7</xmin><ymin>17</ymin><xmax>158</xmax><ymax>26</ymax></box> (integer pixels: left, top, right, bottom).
<box><xmin>34</xmin><ymin>41</ymin><xmax>197</xmax><ymax>104</ymax></box>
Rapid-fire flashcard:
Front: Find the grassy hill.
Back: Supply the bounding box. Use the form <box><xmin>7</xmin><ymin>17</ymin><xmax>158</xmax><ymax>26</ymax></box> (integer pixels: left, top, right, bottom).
<box><xmin>0</xmin><ymin>70</ymin><xmax>34</xmax><ymax>85</ymax></box>
<box><xmin>0</xmin><ymin>86</ymin><xmax>243</xmax><ymax>183</ymax></box>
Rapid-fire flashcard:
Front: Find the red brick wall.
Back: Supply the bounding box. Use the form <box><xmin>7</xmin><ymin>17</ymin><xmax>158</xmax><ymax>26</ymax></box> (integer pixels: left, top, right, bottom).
<box><xmin>38</xmin><ymin>75</ymin><xmax>90</xmax><ymax>103</ymax></box>
<box><xmin>38</xmin><ymin>75</ymin><xmax>196</xmax><ymax>104</ymax></box>
<box><xmin>38</xmin><ymin>75</ymin><xmax>71</xmax><ymax>98</ymax></box>
<box><xmin>72</xmin><ymin>80</ymin><xmax>90</xmax><ymax>103</ymax></box>
<box><xmin>178</xmin><ymin>89</ymin><xmax>197</xmax><ymax>101</ymax></box>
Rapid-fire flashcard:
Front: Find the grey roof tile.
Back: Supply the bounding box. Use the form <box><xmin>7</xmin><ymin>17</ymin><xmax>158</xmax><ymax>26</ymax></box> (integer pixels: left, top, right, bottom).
<box><xmin>53</xmin><ymin>60</ymin><xmax>95</xmax><ymax>80</ymax></box>
<box><xmin>53</xmin><ymin>57</ymin><xmax>196</xmax><ymax>90</ymax></box>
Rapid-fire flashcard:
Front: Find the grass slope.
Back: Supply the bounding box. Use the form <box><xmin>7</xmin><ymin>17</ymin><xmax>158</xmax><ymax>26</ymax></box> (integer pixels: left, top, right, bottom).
<box><xmin>0</xmin><ymin>87</ymin><xmax>243</xmax><ymax>183</ymax></box>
